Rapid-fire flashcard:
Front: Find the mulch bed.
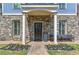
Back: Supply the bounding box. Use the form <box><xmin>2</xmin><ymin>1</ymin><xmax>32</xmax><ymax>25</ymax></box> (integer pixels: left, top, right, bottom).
<box><xmin>0</xmin><ymin>44</ymin><xmax>30</xmax><ymax>51</ymax></box>
<box><xmin>46</xmin><ymin>44</ymin><xmax>75</xmax><ymax>51</ymax></box>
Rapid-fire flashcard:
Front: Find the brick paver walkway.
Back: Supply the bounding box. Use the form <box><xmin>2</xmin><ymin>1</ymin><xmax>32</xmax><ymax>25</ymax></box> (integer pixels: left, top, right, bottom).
<box><xmin>27</xmin><ymin>42</ymin><xmax>48</xmax><ymax>55</ymax></box>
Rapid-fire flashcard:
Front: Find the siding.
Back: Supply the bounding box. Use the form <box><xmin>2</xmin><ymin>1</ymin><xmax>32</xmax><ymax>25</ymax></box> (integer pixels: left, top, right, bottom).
<box><xmin>2</xmin><ymin>3</ymin><xmax>22</xmax><ymax>15</ymax></box>
<box><xmin>2</xmin><ymin>3</ymin><xmax>77</xmax><ymax>15</ymax></box>
<box><xmin>57</xmin><ymin>3</ymin><xmax>77</xmax><ymax>14</ymax></box>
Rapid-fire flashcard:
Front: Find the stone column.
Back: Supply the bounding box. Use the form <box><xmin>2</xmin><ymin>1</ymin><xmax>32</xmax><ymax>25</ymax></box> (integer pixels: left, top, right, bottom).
<box><xmin>22</xmin><ymin>13</ymin><xmax>26</xmax><ymax>45</ymax></box>
<box><xmin>54</xmin><ymin>14</ymin><xmax>58</xmax><ymax>44</ymax></box>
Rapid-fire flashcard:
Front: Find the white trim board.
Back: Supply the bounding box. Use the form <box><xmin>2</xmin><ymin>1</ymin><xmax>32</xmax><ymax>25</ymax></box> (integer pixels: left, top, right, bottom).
<box><xmin>22</xmin><ymin>5</ymin><xmax>58</xmax><ymax>8</ymax></box>
<box><xmin>2</xmin><ymin>13</ymin><xmax>77</xmax><ymax>16</ymax></box>
<box><xmin>57</xmin><ymin>14</ymin><xmax>77</xmax><ymax>15</ymax></box>
<box><xmin>75</xmin><ymin>3</ymin><xmax>77</xmax><ymax>15</ymax></box>
<box><xmin>2</xmin><ymin>13</ymin><xmax>22</xmax><ymax>15</ymax></box>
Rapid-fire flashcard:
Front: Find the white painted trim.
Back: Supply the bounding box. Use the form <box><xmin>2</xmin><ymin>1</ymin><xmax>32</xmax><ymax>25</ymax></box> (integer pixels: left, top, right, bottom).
<box><xmin>22</xmin><ymin>9</ymin><xmax>57</xmax><ymax>13</ymax></box>
<box><xmin>22</xmin><ymin>13</ymin><xmax>26</xmax><ymax>45</ymax></box>
<box><xmin>57</xmin><ymin>13</ymin><xmax>77</xmax><ymax>15</ymax></box>
<box><xmin>22</xmin><ymin>5</ymin><xmax>58</xmax><ymax>8</ymax></box>
<box><xmin>2</xmin><ymin>13</ymin><xmax>22</xmax><ymax>15</ymax></box>
<box><xmin>2</xmin><ymin>11</ymin><xmax>76</xmax><ymax>16</ymax></box>
<box><xmin>54</xmin><ymin>14</ymin><xmax>58</xmax><ymax>44</ymax></box>
<box><xmin>33</xmin><ymin>21</ymin><xmax>43</xmax><ymax>41</ymax></box>
<box><xmin>75</xmin><ymin>3</ymin><xmax>77</xmax><ymax>14</ymax></box>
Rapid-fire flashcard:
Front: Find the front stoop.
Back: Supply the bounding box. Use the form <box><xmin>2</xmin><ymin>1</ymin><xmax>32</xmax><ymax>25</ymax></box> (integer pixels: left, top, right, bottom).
<box><xmin>27</xmin><ymin>42</ymin><xmax>48</xmax><ymax>55</ymax></box>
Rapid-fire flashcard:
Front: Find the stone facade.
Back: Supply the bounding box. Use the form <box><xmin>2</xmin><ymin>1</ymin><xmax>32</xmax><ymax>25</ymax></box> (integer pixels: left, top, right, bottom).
<box><xmin>57</xmin><ymin>15</ymin><xmax>79</xmax><ymax>42</ymax></box>
<box><xmin>0</xmin><ymin>14</ymin><xmax>79</xmax><ymax>42</ymax></box>
<box><xmin>0</xmin><ymin>15</ymin><xmax>22</xmax><ymax>41</ymax></box>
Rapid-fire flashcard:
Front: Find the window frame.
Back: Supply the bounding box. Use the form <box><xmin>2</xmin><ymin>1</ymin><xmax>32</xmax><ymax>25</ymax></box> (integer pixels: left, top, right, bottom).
<box><xmin>58</xmin><ymin>20</ymin><xmax>67</xmax><ymax>35</ymax></box>
<box><xmin>58</xmin><ymin>3</ymin><xmax>67</xmax><ymax>10</ymax></box>
<box><xmin>13</xmin><ymin>3</ymin><xmax>21</xmax><ymax>9</ymax></box>
<box><xmin>12</xmin><ymin>20</ymin><xmax>20</xmax><ymax>36</ymax></box>
<box><xmin>0</xmin><ymin>3</ymin><xmax>2</xmax><ymax>10</ymax></box>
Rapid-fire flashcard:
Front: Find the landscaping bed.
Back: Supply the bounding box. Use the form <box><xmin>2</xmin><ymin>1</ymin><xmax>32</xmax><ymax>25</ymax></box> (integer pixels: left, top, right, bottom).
<box><xmin>46</xmin><ymin>44</ymin><xmax>79</xmax><ymax>55</ymax></box>
<box><xmin>0</xmin><ymin>44</ymin><xmax>30</xmax><ymax>55</ymax></box>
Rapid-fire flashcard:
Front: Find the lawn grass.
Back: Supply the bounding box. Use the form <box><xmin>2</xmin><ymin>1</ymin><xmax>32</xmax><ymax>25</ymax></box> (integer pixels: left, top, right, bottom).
<box><xmin>47</xmin><ymin>44</ymin><xmax>79</xmax><ymax>55</ymax></box>
<box><xmin>48</xmin><ymin>50</ymin><xmax>79</xmax><ymax>55</ymax></box>
<box><xmin>70</xmin><ymin>44</ymin><xmax>79</xmax><ymax>50</ymax></box>
<box><xmin>0</xmin><ymin>44</ymin><xmax>29</xmax><ymax>55</ymax></box>
<box><xmin>0</xmin><ymin>49</ymin><xmax>27</xmax><ymax>55</ymax></box>
<box><xmin>0</xmin><ymin>44</ymin><xmax>6</xmax><ymax>48</ymax></box>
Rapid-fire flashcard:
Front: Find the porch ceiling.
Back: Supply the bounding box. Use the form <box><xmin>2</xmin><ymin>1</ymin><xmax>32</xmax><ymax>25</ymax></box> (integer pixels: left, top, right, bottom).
<box><xmin>27</xmin><ymin>10</ymin><xmax>53</xmax><ymax>15</ymax></box>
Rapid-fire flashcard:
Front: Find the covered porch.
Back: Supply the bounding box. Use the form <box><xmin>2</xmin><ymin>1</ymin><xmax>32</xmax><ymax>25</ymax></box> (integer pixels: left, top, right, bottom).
<box><xmin>22</xmin><ymin>10</ymin><xmax>58</xmax><ymax>45</ymax></box>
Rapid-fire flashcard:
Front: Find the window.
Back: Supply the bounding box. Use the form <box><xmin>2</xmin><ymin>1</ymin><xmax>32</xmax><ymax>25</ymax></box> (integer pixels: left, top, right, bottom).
<box><xmin>78</xmin><ymin>21</ymin><xmax>79</xmax><ymax>26</ymax></box>
<box><xmin>59</xmin><ymin>3</ymin><xmax>66</xmax><ymax>10</ymax></box>
<box><xmin>0</xmin><ymin>3</ymin><xmax>2</xmax><ymax>9</ymax></box>
<box><xmin>59</xmin><ymin>20</ymin><xmax>67</xmax><ymax>34</ymax></box>
<box><xmin>14</xmin><ymin>3</ymin><xmax>21</xmax><ymax>9</ymax></box>
<box><xmin>13</xmin><ymin>20</ymin><xmax>20</xmax><ymax>35</ymax></box>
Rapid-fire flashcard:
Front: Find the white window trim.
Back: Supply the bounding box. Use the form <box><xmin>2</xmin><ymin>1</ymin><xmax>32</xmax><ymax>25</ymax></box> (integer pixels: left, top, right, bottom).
<box><xmin>57</xmin><ymin>14</ymin><xmax>77</xmax><ymax>15</ymax></box>
<box><xmin>75</xmin><ymin>3</ymin><xmax>77</xmax><ymax>15</ymax></box>
<box><xmin>13</xmin><ymin>20</ymin><xmax>20</xmax><ymax>36</ymax></box>
<box><xmin>59</xmin><ymin>20</ymin><xmax>67</xmax><ymax>35</ymax></box>
<box><xmin>2</xmin><ymin>13</ymin><xmax>22</xmax><ymax>15</ymax></box>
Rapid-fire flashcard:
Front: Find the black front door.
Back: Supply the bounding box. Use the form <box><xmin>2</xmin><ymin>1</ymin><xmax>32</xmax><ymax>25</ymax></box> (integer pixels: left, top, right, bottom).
<box><xmin>34</xmin><ymin>22</ymin><xmax>42</xmax><ymax>41</ymax></box>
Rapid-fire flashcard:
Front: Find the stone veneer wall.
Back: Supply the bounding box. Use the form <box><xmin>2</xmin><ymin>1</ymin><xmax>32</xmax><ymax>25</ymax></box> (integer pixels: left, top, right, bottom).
<box><xmin>0</xmin><ymin>15</ymin><xmax>54</xmax><ymax>41</ymax></box>
<box><xmin>0</xmin><ymin>15</ymin><xmax>22</xmax><ymax>41</ymax></box>
<box><xmin>57</xmin><ymin>15</ymin><xmax>79</xmax><ymax>42</ymax></box>
<box><xmin>0</xmin><ymin>14</ymin><xmax>79</xmax><ymax>42</ymax></box>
